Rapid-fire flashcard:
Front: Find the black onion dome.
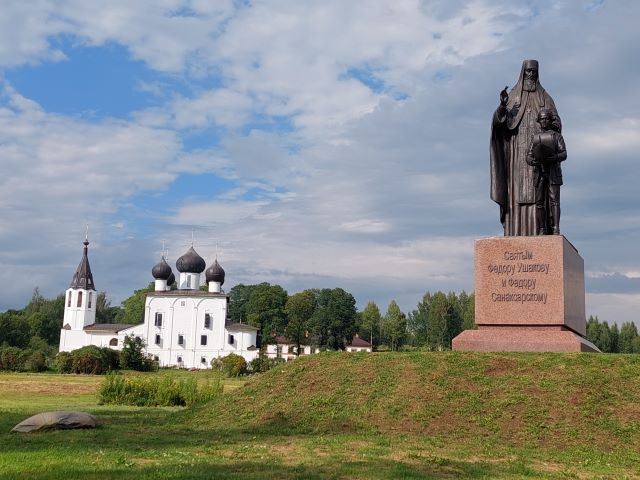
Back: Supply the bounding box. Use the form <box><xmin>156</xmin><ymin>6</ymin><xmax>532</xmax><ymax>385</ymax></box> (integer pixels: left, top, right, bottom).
<box><xmin>151</xmin><ymin>257</ymin><xmax>172</xmax><ymax>280</ymax></box>
<box><xmin>205</xmin><ymin>259</ymin><xmax>225</xmax><ymax>285</ymax></box>
<box><xmin>167</xmin><ymin>271</ymin><xmax>175</xmax><ymax>286</ymax></box>
<box><xmin>176</xmin><ymin>246</ymin><xmax>206</xmax><ymax>273</ymax></box>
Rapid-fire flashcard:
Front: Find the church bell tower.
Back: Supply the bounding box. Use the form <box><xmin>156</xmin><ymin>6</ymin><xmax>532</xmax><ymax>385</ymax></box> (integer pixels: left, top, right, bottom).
<box><xmin>62</xmin><ymin>234</ymin><xmax>96</xmax><ymax>331</ymax></box>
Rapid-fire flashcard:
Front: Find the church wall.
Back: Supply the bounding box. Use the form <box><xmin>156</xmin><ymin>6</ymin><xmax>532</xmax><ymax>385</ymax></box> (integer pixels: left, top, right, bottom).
<box><xmin>141</xmin><ymin>294</ymin><xmax>258</xmax><ymax>368</ymax></box>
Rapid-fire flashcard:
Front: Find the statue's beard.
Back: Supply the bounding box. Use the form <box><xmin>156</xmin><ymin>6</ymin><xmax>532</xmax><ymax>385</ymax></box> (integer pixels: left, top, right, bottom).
<box><xmin>523</xmin><ymin>78</ymin><xmax>537</xmax><ymax>92</ymax></box>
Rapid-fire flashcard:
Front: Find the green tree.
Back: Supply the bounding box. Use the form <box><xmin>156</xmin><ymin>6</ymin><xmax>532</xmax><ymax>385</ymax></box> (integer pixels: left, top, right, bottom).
<box><xmin>446</xmin><ymin>291</ymin><xmax>464</xmax><ymax>343</ymax></box>
<box><xmin>586</xmin><ymin>315</ymin><xmax>600</xmax><ymax>346</ymax></box>
<box><xmin>116</xmin><ymin>283</ymin><xmax>154</xmax><ymax>325</ymax></box>
<box><xmin>23</xmin><ymin>288</ymin><xmax>65</xmax><ymax>345</ymax></box>
<box><xmin>462</xmin><ymin>292</ymin><xmax>476</xmax><ymax>330</ymax></box>
<box><xmin>382</xmin><ymin>300</ymin><xmax>406</xmax><ymax>351</ymax></box>
<box><xmin>0</xmin><ymin>311</ymin><xmax>30</xmax><ymax>348</ymax></box>
<box><xmin>587</xmin><ymin>316</ymin><xmax>617</xmax><ymax>352</ymax></box>
<box><xmin>426</xmin><ymin>292</ymin><xmax>451</xmax><ymax>351</ymax></box>
<box><xmin>244</xmin><ymin>283</ymin><xmax>288</xmax><ymax>340</ymax></box>
<box><xmin>358</xmin><ymin>301</ymin><xmax>382</xmax><ymax>347</ymax></box>
<box><xmin>284</xmin><ymin>290</ymin><xmax>316</xmax><ymax>356</ymax></box>
<box><xmin>95</xmin><ymin>292</ymin><xmax>122</xmax><ymax>324</ymax></box>
<box><xmin>119</xmin><ymin>334</ymin><xmax>153</xmax><ymax>371</ymax></box>
<box><xmin>609</xmin><ymin>323</ymin><xmax>620</xmax><ymax>353</ymax></box>
<box><xmin>407</xmin><ymin>292</ymin><xmax>431</xmax><ymax>347</ymax></box>
<box><xmin>308</xmin><ymin>288</ymin><xmax>357</xmax><ymax>350</ymax></box>
<box><xmin>619</xmin><ymin>322</ymin><xmax>639</xmax><ymax>353</ymax></box>
<box><xmin>228</xmin><ymin>284</ymin><xmax>254</xmax><ymax>323</ymax></box>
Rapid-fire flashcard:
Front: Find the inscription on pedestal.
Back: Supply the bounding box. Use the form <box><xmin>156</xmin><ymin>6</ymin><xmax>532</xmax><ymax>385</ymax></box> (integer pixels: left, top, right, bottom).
<box><xmin>475</xmin><ymin>236</ymin><xmax>585</xmax><ymax>336</ymax></box>
<box><xmin>487</xmin><ymin>249</ymin><xmax>549</xmax><ymax>305</ymax></box>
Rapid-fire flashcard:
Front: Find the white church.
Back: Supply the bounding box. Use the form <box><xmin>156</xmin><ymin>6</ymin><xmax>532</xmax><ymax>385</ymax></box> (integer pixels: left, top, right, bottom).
<box><xmin>58</xmin><ymin>237</ymin><xmax>259</xmax><ymax>368</ymax></box>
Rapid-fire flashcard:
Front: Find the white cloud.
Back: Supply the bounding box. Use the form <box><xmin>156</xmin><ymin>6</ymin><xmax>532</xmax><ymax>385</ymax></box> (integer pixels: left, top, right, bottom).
<box><xmin>1</xmin><ymin>0</ymin><xmax>640</xmax><ymax>326</ymax></box>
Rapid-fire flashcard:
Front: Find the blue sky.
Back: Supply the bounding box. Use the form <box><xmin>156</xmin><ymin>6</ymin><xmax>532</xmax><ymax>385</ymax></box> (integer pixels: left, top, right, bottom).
<box><xmin>1</xmin><ymin>0</ymin><xmax>639</xmax><ymax>323</ymax></box>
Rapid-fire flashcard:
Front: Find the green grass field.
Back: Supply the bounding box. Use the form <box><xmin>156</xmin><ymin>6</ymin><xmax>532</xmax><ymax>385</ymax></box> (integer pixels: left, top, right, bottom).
<box><xmin>1</xmin><ymin>352</ymin><xmax>639</xmax><ymax>479</ymax></box>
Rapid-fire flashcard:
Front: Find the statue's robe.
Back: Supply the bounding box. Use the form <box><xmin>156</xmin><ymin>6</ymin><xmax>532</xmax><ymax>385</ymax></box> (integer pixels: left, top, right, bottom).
<box><xmin>490</xmin><ymin>64</ymin><xmax>560</xmax><ymax>236</ymax></box>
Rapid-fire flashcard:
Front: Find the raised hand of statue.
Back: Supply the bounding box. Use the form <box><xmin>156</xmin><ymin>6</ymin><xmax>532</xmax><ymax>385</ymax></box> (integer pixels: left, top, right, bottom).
<box><xmin>499</xmin><ymin>86</ymin><xmax>509</xmax><ymax>106</ymax></box>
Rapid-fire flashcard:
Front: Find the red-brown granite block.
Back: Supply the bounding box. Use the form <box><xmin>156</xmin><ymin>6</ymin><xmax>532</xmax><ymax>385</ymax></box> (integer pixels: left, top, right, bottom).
<box><xmin>452</xmin><ymin>235</ymin><xmax>598</xmax><ymax>352</ymax></box>
<box><xmin>452</xmin><ymin>326</ymin><xmax>599</xmax><ymax>352</ymax></box>
<box><xmin>474</xmin><ymin>235</ymin><xmax>585</xmax><ymax>335</ymax></box>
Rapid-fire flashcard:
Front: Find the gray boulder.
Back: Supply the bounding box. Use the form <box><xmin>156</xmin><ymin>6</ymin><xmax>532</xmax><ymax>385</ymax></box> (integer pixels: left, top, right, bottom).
<box><xmin>11</xmin><ymin>411</ymin><xmax>98</xmax><ymax>433</ymax></box>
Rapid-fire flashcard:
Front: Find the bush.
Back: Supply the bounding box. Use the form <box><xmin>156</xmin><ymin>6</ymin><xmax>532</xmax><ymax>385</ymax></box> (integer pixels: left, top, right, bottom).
<box><xmin>24</xmin><ymin>350</ymin><xmax>47</xmax><ymax>372</ymax></box>
<box><xmin>221</xmin><ymin>353</ymin><xmax>247</xmax><ymax>377</ymax></box>
<box><xmin>120</xmin><ymin>335</ymin><xmax>157</xmax><ymax>372</ymax></box>
<box><xmin>103</xmin><ymin>348</ymin><xmax>121</xmax><ymax>371</ymax></box>
<box><xmin>248</xmin><ymin>355</ymin><xmax>285</xmax><ymax>374</ymax></box>
<box><xmin>0</xmin><ymin>347</ymin><xmax>26</xmax><ymax>371</ymax></box>
<box><xmin>54</xmin><ymin>351</ymin><xmax>73</xmax><ymax>373</ymax></box>
<box><xmin>210</xmin><ymin>357</ymin><xmax>223</xmax><ymax>372</ymax></box>
<box><xmin>99</xmin><ymin>372</ymin><xmax>223</xmax><ymax>407</ymax></box>
<box><xmin>70</xmin><ymin>345</ymin><xmax>118</xmax><ymax>374</ymax></box>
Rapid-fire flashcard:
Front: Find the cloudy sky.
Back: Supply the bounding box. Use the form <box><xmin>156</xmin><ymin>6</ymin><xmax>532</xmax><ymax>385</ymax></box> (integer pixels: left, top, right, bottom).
<box><xmin>1</xmin><ymin>0</ymin><xmax>639</xmax><ymax>323</ymax></box>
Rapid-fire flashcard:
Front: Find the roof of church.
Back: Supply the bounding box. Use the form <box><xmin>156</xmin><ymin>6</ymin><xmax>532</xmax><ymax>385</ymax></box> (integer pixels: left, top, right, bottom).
<box><xmin>152</xmin><ymin>256</ymin><xmax>172</xmax><ymax>280</ymax></box>
<box><xmin>147</xmin><ymin>290</ymin><xmax>226</xmax><ymax>297</ymax></box>
<box><xmin>205</xmin><ymin>258</ymin><xmax>225</xmax><ymax>284</ymax></box>
<box><xmin>176</xmin><ymin>246</ymin><xmax>206</xmax><ymax>273</ymax></box>
<box><xmin>69</xmin><ymin>238</ymin><xmax>96</xmax><ymax>291</ymax></box>
<box><xmin>226</xmin><ymin>322</ymin><xmax>259</xmax><ymax>332</ymax></box>
<box><xmin>83</xmin><ymin>323</ymin><xmax>136</xmax><ymax>332</ymax></box>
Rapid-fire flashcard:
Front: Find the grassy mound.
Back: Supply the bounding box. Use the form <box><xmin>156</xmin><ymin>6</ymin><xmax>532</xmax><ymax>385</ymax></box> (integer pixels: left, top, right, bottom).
<box><xmin>191</xmin><ymin>351</ymin><xmax>640</xmax><ymax>452</ymax></box>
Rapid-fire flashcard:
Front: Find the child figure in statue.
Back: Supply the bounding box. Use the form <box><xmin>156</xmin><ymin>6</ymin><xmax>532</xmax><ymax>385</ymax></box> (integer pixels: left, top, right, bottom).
<box><xmin>526</xmin><ymin>108</ymin><xmax>567</xmax><ymax>235</ymax></box>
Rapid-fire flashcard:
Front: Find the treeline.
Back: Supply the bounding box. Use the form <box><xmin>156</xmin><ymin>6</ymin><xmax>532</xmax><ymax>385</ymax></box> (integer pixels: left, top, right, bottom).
<box><xmin>228</xmin><ymin>283</ymin><xmax>476</xmax><ymax>352</ymax></box>
<box><xmin>0</xmin><ymin>287</ymin><xmax>123</xmax><ymax>370</ymax></box>
<box><xmin>228</xmin><ymin>284</ymin><xmax>358</xmax><ymax>353</ymax></box>
<box><xmin>5</xmin><ymin>284</ymin><xmax>640</xmax><ymax>360</ymax></box>
<box><xmin>356</xmin><ymin>291</ymin><xmax>475</xmax><ymax>351</ymax></box>
<box><xmin>586</xmin><ymin>316</ymin><xmax>640</xmax><ymax>353</ymax></box>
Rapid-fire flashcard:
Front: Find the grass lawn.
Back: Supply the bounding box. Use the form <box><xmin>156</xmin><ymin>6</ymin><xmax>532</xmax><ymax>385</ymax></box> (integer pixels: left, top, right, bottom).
<box><xmin>1</xmin><ymin>353</ymin><xmax>639</xmax><ymax>479</ymax></box>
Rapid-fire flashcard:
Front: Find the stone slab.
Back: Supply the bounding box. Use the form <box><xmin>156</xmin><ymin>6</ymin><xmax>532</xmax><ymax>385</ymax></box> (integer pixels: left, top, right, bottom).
<box><xmin>475</xmin><ymin>235</ymin><xmax>586</xmax><ymax>336</ymax></box>
<box><xmin>452</xmin><ymin>326</ymin><xmax>599</xmax><ymax>353</ymax></box>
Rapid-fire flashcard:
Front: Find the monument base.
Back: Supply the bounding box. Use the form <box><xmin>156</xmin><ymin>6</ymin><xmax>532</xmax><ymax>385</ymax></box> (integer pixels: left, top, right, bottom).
<box><xmin>453</xmin><ymin>326</ymin><xmax>599</xmax><ymax>353</ymax></box>
<box><xmin>452</xmin><ymin>235</ymin><xmax>600</xmax><ymax>353</ymax></box>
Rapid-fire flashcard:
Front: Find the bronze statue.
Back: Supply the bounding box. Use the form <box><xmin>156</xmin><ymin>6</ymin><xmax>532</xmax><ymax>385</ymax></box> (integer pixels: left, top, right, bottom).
<box><xmin>526</xmin><ymin>109</ymin><xmax>566</xmax><ymax>234</ymax></box>
<box><xmin>490</xmin><ymin>59</ymin><xmax>563</xmax><ymax>236</ymax></box>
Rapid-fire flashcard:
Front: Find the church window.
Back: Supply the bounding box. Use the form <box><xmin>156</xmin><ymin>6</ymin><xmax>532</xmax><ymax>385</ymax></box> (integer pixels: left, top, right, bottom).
<box><xmin>67</xmin><ymin>292</ymin><xmax>71</xmax><ymax>307</ymax></box>
<box><xmin>204</xmin><ymin>313</ymin><xmax>211</xmax><ymax>329</ymax></box>
<box><xmin>77</xmin><ymin>291</ymin><xmax>83</xmax><ymax>307</ymax></box>
<box><xmin>109</xmin><ymin>338</ymin><xmax>118</xmax><ymax>347</ymax></box>
<box><xmin>200</xmin><ymin>357</ymin><xmax>207</xmax><ymax>364</ymax></box>
<box><xmin>155</xmin><ymin>334</ymin><xmax>161</xmax><ymax>345</ymax></box>
<box><xmin>200</xmin><ymin>335</ymin><xmax>207</xmax><ymax>346</ymax></box>
<box><xmin>228</xmin><ymin>334</ymin><xmax>234</xmax><ymax>345</ymax></box>
<box><xmin>177</xmin><ymin>356</ymin><xmax>183</xmax><ymax>364</ymax></box>
<box><xmin>181</xmin><ymin>301</ymin><xmax>186</xmax><ymax>307</ymax></box>
<box><xmin>178</xmin><ymin>334</ymin><xmax>184</xmax><ymax>346</ymax></box>
<box><xmin>154</xmin><ymin>355</ymin><xmax>159</xmax><ymax>361</ymax></box>
<box><xmin>154</xmin><ymin>312</ymin><xmax>163</xmax><ymax>327</ymax></box>
<box><xmin>88</xmin><ymin>292</ymin><xmax>92</xmax><ymax>309</ymax></box>
<box><xmin>187</xmin><ymin>276</ymin><xmax>191</xmax><ymax>288</ymax></box>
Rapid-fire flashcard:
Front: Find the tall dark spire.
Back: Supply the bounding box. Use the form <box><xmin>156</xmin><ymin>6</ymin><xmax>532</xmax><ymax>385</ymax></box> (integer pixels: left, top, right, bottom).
<box><xmin>69</xmin><ymin>236</ymin><xmax>96</xmax><ymax>290</ymax></box>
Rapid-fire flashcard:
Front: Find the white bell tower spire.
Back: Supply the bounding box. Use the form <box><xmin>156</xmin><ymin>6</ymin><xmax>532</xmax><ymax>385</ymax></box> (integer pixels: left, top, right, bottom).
<box><xmin>61</xmin><ymin>233</ymin><xmax>97</xmax><ymax>333</ymax></box>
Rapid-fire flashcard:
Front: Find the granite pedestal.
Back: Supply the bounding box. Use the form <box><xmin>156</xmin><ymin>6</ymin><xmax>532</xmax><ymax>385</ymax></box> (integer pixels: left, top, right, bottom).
<box><xmin>452</xmin><ymin>235</ymin><xmax>599</xmax><ymax>352</ymax></box>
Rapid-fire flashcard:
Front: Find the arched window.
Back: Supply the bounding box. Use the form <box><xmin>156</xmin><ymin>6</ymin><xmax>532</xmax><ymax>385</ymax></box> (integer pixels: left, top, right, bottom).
<box><xmin>77</xmin><ymin>291</ymin><xmax>83</xmax><ymax>308</ymax></box>
<box><xmin>88</xmin><ymin>292</ymin><xmax>92</xmax><ymax>309</ymax></box>
<box><xmin>109</xmin><ymin>338</ymin><xmax>118</xmax><ymax>347</ymax></box>
<box><xmin>67</xmin><ymin>292</ymin><xmax>72</xmax><ymax>307</ymax></box>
